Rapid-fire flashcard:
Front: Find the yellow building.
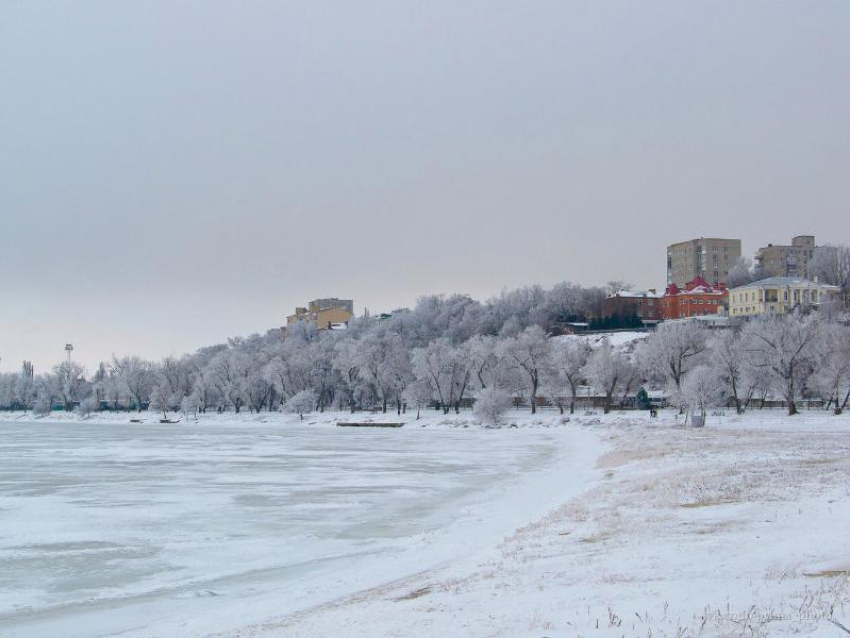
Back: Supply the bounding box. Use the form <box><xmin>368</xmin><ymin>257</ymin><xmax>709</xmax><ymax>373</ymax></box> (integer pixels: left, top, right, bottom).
<box><xmin>287</xmin><ymin>298</ymin><xmax>354</xmax><ymax>329</ymax></box>
<box><xmin>728</xmin><ymin>277</ymin><xmax>840</xmax><ymax>318</ymax></box>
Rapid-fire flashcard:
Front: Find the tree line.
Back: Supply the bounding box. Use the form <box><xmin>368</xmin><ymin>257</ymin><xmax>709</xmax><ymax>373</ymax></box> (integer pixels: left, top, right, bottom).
<box><xmin>1</xmin><ymin>244</ymin><xmax>849</xmax><ymax>422</ymax></box>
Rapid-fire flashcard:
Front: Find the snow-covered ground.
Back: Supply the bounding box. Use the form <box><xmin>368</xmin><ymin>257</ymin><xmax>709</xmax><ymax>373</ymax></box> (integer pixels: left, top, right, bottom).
<box><xmin>3</xmin><ymin>409</ymin><xmax>850</xmax><ymax>637</ymax></box>
<box><xmin>227</xmin><ymin>410</ymin><xmax>850</xmax><ymax>638</ymax></box>
<box><xmin>555</xmin><ymin>330</ymin><xmax>649</xmax><ymax>353</ymax></box>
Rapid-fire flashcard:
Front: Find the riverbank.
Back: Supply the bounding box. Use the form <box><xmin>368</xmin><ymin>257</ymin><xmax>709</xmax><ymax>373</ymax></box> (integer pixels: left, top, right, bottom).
<box><xmin>221</xmin><ymin>410</ymin><xmax>850</xmax><ymax>637</ymax></box>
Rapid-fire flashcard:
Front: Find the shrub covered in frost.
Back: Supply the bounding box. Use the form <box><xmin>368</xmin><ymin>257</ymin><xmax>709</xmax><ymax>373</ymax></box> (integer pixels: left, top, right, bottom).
<box><xmin>473</xmin><ymin>388</ymin><xmax>513</xmax><ymax>425</ymax></box>
<box><xmin>76</xmin><ymin>397</ymin><xmax>99</xmax><ymax>418</ymax></box>
<box><xmin>285</xmin><ymin>389</ymin><xmax>317</xmax><ymax>420</ymax></box>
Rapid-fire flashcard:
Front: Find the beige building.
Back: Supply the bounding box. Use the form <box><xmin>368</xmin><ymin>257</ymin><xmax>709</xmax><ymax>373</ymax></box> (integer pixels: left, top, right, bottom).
<box><xmin>666</xmin><ymin>238</ymin><xmax>741</xmax><ymax>287</ymax></box>
<box><xmin>728</xmin><ymin>277</ymin><xmax>840</xmax><ymax>318</ymax></box>
<box><xmin>287</xmin><ymin>298</ymin><xmax>354</xmax><ymax>329</ymax></box>
<box><xmin>754</xmin><ymin>235</ymin><xmax>816</xmax><ymax>279</ymax></box>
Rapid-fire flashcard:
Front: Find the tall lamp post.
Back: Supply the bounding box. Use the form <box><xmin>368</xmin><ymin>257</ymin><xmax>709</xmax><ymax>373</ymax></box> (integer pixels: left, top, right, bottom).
<box><xmin>65</xmin><ymin>344</ymin><xmax>74</xmax><ymax>409</ymax></box>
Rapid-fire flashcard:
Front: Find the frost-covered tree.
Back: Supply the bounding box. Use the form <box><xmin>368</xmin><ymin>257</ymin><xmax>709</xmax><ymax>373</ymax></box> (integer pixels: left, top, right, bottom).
<box><xmin>112</xmin><ymin>356</ymin><xmax>155</xmax><ymax>412</ymax></box>
<box><xmin>159</xmin><ymin>356</ymin><xmax>193</xmax><ymax>399</ymax></box>
<box><xmin>15</xmin><ymin>361</ymin><xmax>36</xmax><ymax>410</ymax></box>
<box><xmin>285</xmin><ymin>389</ymin><xmax>316</xmax><ymax>420</ymax></box>
<box><xmin>673</xmin><ymin>365</ymin><xmax>724</xmax><ymax>423</ymax></box>
<box><xmin>402</xmin><ymin>379</ymin><xmax>433</xmax><ymax>419</ymax></box>
<box><xmin>98</xmin><ymin>372</ymin><xmax>125</xmax><ymax>411</ymax></box>
<box><xmin>637</xmin><ymin>321</ymin><xmax>709</xmax><ymax>392</ymax></box>
<box><xmin>726</xmin><ymin>257</ymin><xmax>758</xmax><ymax>288</ymax></box>
<box><xmin>710</xmin><ymin>330</ymin><xmax>752</xmax><ymax>414</ymax></box>
<box><xmin>811</xmin><ymin>244</ymin><xmax>850</xmax><ymax>303</ymax></box>
<box><xmin>351</xmin><ymin>330</ymin><xmax>411</xmax><ymax>413</ymax></box>
<box><xmin>550</xmin><ymin>338</ymin><xmax>591</xmax><ymax>413</ymax></box>
<box><xmin>538</xmin><ymin>282</ymin><xmax>594</xmax><ymax>329</ymax></box>
<box><xmin>497</xmin><ymin>326</ymin><xmax>551</xmax><ymax>414</ymax></box>
<box><xmin>473</xmin><ymin>387</ymin><xmax>513</xmax><ymax>425</ymax></box>
<box><xmin>150</xmin><ymin>382</ymin><xmax>180</xmax><ymax>419</ymax></box>
<box><xmin>208</xmin><ymin>349</ymin><xmax>250</xmax><ymax>412</ymax></box>
<box><xmin>463</xmin><ymin>335</ymin><xmax>499</xmax><ymax>390</ymax></box>
<box><xmin>540</xmin><ymin>377</ymin><xmax>567</xmax><ymax>414</ymax></box>
<box><xmin>0</xmin><ymin>374</ymin><xmax>19</xmax><ymax>410</ymax></box>
<box><xmin>332</xmin><ymin>338</ymin><xmax>368</xmax><ymax>413</ymax></box>
<box><xmin>33</xmin><ymin>373</ymin><xmax>63</xmax><ymax>414</ymax></box>
<box><xmin>583</xmin><ymin>338</ymin><xmax>630</xmax><ymax>414</ymax></box>
<box><xmin>411</xmin><ymin>338</ymin><xmax>472</xmax><ymax>414</ymax></box>
<box><xmin>75</xmin><ymin>396</ymin><xmax>99</xmax><ymax>418</ymax></box>
<box><xmin>53</xmin><ymin>360</ymin><xmax>88</xmax><ymax>410</ymax></box>
<box><xmin>741</xmin><ymin>311</ymin><xmax>823</xmax><ymax>416</ymax></box>
<box><xmin>810</xmin><ymin>323</ymin><xmax>850</xmax><ymax>414</ymax></box>
<box><xmin>304</xmin><ymin>338</ymin><xmax>340</xmax><ymax>412</ymax></box>
<box><xmin>605</xmin><ymin>280</ymin><xmax>633</xmax><ymax>296</ymax></box>
<box><xmin>181</xmin><ymin>391</ymin><xmax>201</xmax><ymax>419</ymax></box>
<box><xmin>32</xmin><ymin>388</ymin><xmax>53</xmax><ymax>415</ymax></box>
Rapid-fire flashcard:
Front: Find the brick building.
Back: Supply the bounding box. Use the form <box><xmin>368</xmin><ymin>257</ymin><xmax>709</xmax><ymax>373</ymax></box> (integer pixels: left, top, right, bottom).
<box><xmin>601</xmin><ymin>290</ymin><xmax>662</xmax><ymax>323</ymax></box>
<box><xmin>661</xmin><ymin>276</ymin><xmax>728</xmax><ymax>320</ymax></box>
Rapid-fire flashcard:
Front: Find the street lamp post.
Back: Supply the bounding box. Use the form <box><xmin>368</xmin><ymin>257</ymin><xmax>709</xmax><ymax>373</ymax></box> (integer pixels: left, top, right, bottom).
<box><xmin>65</xmin><ymin>344</ymin><xmax>74</xmax><ymax>410</ymax></box>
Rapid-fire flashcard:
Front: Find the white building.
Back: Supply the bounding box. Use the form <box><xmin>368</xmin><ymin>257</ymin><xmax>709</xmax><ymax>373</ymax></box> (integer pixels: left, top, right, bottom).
<box><xmin>728</xmin><ymin>277</ymin><xmax>840</xmax><ymax>318</ymax></box>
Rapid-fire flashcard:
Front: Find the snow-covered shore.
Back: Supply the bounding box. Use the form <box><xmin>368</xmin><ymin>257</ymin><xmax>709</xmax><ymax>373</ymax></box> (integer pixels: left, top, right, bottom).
<box><xmin>209</xmin><ymin>410</ymin><xmax>850</xmax><ymax>638</ymax></box>
<box><xmin>4</xmin><ymin>408</ymin><xmax>850</xmax><ymax>637</ymax></box>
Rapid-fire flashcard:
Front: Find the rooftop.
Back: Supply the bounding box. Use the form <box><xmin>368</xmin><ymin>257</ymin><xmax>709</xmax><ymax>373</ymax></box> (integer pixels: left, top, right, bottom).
<box><xmin>608</xmin><ymin>290</ymin><xmax>662</xmax><ymax>299</ymax></box>
<box><xmin>731</xmin><ymin>277</ymin><xmax>840</xmax><ymax>290</ymax></box>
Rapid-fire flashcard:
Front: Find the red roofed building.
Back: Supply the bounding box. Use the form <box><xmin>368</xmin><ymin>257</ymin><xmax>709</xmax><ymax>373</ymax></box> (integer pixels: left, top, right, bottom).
<box><xmin>660</xmin><ymin>276</ymin><xmax>728</xmax><ymax>320</ymax></box>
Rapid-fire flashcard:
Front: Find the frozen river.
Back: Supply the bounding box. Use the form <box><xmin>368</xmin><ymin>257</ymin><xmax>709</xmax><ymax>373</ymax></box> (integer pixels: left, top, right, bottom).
<box><xmin>0</xmin><ymin>419</ymin><xmax>580</xmax><ymax>637</ymax></box>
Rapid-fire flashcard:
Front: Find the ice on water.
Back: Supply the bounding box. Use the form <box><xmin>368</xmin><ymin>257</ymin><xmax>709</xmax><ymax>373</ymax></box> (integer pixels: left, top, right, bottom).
<box><xmin>0</xmin><ymin>420</ymin><xmax>564</xmax><ymax>637</ymax></box>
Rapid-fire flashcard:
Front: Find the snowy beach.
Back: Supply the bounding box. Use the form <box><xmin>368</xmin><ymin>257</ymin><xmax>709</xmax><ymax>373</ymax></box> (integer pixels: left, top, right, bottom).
<box><xmin>2</xmin><ymin>410</ymin><xmax>849</xmax><ymax>637</ymax></box>
<box><xmin>227</xmin><ymin>411</ymin><xmax>850</xmax><ymax>638</ymax></box>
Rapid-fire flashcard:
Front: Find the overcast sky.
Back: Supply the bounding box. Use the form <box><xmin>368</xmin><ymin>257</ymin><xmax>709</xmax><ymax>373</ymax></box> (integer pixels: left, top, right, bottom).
<box><xmin>1</xmin><ymin>1</ymin><xmax>848</xmax><ymax>372</ymax></box>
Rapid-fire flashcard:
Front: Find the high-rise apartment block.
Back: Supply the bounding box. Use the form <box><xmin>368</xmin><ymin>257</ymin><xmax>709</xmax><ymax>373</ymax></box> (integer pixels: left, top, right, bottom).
<box><xmin>754</xmin><ymin>235</ymin><xmax>816</xmax><ymax>279</ymax></box>
<box><xmin>666</xmin><ymin>238</ymin><xmax>741</xmax><ymax>288</ymax></box>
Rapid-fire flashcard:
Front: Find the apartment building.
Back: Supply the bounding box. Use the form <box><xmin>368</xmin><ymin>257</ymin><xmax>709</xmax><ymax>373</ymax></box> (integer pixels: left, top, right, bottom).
<box><xmin>754</xmin><ymin>235</ymin><xmax>816</xmax><ymax>279</ymax></box>
<box><xmin>727</xmin><ymin>277</ymin><xmax>840</xmax><ymax>318</ymax></box>
<box><xmin>660</xmin><ymin>276</ymin><xmax>727</xmax><ymax>320</ymax></box>
<box><xmin>287</xmin><ymin>298</ymin><xmax>354</xmax><ymax>329</ymax></box>
<box><xmin>666</xmin><ymin>238</ymin><xmax>741</xmax><ymax>288</ymax></box>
